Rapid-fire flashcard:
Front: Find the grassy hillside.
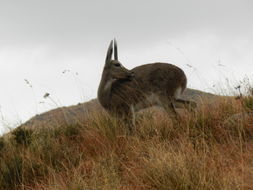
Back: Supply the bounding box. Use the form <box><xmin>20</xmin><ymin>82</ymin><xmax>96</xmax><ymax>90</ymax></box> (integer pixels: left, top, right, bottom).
<box><xmin>0</xmin><ymin>89</ymin><xmax>253</xmax><ymax>189</ymax></box>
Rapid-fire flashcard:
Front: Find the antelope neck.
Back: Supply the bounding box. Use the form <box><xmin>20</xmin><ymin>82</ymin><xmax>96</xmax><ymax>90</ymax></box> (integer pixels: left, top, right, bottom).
<box><xmin>98</xmin><ymin>71</ymin><xmax>115</xmax><ymax>106</ymax></box>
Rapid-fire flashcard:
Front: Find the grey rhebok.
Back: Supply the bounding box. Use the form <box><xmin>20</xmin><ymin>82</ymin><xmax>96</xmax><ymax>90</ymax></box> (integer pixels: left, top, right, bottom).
<box><xmin>98</xmin><ymin>39</ymin><xmax>195</xmax><ymax>131</ymax></box>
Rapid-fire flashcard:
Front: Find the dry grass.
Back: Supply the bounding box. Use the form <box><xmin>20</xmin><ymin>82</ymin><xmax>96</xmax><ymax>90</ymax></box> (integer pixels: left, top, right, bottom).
<box><xmin>0</xmin><ymin>95</ymin><xmax>253</xmax><ymax>190</ymax></box>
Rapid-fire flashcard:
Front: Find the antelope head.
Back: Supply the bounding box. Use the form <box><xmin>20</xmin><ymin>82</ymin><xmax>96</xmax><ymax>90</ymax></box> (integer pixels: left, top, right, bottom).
<box><xmin>103</xmin><ymin>39</ymin><xmax>134</xmax><ymax>81</ymax></box>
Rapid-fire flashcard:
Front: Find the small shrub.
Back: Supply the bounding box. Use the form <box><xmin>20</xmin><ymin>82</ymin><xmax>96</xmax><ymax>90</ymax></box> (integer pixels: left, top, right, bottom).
<box><xmin>0</xmin><ymin>153</ymin><xmax>47</xmax><ymax>189</ymax></box>
<box><xmin>0</xmin><ymin>154</ymin><xmax>23</xmax><ymax>189</ymax></box>
<box><xmin>242</xmin><ymin>96</ymin><xmax>253</xmax><ymax>111</ymax></box>
<box><xmin>12</xmin><ymin>128</ymin><xmax>33</xmax><ymax>146</ymax></box>
<box><xmin>64</xmin><ymin>124</ymin><xmax>81</xmax><ymax>139</ymax></box>
<box><xmin>0</xmin><ymin>137</ymin><xmax>4</xmax><ymax>151</ymax></box>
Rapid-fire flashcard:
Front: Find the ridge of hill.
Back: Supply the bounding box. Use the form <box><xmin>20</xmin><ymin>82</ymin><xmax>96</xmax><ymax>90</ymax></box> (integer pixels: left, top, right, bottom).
<box><xmin>19</xmin><ymin>88</ymin><xmax>217</xmax><ymax>130</ymax></box>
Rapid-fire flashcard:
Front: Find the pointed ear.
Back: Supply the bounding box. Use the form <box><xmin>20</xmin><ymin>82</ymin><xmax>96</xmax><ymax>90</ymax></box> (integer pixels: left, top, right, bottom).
<box><xmin>105</xmin><ymin>40</ymin><xmax>113</xmax><ymax>66</ymax></box>
<box><xmin>114</xmin><ymin>38</ymin><xmax>118</xmax><ymax>61</ymax></box>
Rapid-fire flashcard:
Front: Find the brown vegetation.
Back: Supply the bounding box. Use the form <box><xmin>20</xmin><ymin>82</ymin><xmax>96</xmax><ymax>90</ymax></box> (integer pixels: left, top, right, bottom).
<box><xmin>0</xmin><ymin>90</ymin><xmax>252</xmax><ymax>190</ymax></box>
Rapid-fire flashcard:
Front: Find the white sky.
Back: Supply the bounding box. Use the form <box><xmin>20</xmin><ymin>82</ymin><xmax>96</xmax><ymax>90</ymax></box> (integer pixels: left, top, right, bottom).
<box><xmin>0</xmin><ymin>0</ymin><xmax>253</xmax><ymax>134</ymax></box>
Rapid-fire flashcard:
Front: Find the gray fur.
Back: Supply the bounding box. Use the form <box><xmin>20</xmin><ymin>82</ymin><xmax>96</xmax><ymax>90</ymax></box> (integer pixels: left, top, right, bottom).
<box><xmin>98</xmin><ymin>39</ymin><xmax>195</xmax><ymax>129</ymax></box>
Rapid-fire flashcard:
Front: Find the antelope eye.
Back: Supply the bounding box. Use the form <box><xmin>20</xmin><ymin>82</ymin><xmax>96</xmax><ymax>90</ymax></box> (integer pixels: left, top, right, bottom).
<box><xmin>114</xmin><ymin>63</ymin><xmax>121</xmax><ymax>67</ymax></box>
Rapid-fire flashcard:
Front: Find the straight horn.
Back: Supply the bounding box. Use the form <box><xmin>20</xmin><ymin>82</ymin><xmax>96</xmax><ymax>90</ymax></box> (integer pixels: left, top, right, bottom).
<box><xmin>114</xmin><ymin>39</ymin><xmax>118</xmax><ymax>61</ymax></box>
<box><xmin>105</xmin><ymin>40</ymin><xmax>113</xmax><ymax>64</ymax></box>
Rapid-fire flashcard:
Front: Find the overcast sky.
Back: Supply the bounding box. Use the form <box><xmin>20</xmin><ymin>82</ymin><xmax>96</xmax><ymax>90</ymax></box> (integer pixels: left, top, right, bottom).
<box><xmin>0</xmin><ymin>0</ymin><xmax>253</xmax><ymax>133</ymax></box>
